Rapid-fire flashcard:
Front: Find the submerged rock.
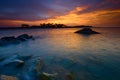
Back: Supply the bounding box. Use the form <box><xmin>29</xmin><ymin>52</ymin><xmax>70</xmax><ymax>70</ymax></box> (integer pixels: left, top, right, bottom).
<box><xmin>23</xmin><ymin>58</ymin><xmax>43</xmax><ymax>80</ymax></box>
<box><xmin>4</xmin><ymin>59</ymin><xmax>24</xmax><ymax>67</ymax></box>
<box><xmin>0</xmin><ymin>57</ymin><xmax>5</xmax><ymax>61</ymax></box>
<box><xmin>37</xmin><ymin>72</ymin><xmax>57</xmax><ymax>80</ymax></box>
<box><xmin>0</xmin><ymin>34</ymin><xmax>34</xmax><ymax>46</ymax></box>
<box><xmin>35</xmin><ymin>58</ymin><xmax>43</xmax><ymax>73</ymax></box>
<box><xmin>75</xmin><ymin>26</ymin><xmax>100</xmax><ymax>35</ymax></box>
<box><xmin>42</xmin><ymin>72</ymin><xmax>58</xmax><ymax>77</ymax></box>
<box><xmin>0</xmin><ymin>55</ymin><xmax>18</xmax><ymax>66</ymax></box>
<box><xmin>0</xmin><ymin>55</ymin><xmax>26</xmax><ymax>67</ymax></box>
<box><xmin>1</xmin><ymin>36</ymin><xmax>16</xmax><ymax>41</ymax></box>
<box><xmin>37</xmin><ymin>74</ymin><xmax>50</xmax><ymax>80</ymax></box>
<box><xmin>1</xmin><ymin>75</ymin><xmax>18</xmax><ymax>80</ymax></box>
<box><xmin>0</xmin><ymin>36</ymin><xmax>20</xmax><ymax>46</ymax></box>
<box><xmin>17</xmin><ymin>34</ymin><xmax>34</xmax><ymax>41</ymax></box>
<box><xmin>65</xmin><ymin>72</ymin><xmax>76</xmax><ymax>80</ymax></box>
<box><xmin>17</xmin><ymin>54</ymin><xmax>32</xmax><ymax>61</ymax></box>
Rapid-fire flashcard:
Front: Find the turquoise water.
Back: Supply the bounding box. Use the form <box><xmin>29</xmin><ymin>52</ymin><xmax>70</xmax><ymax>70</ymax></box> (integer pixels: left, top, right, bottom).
<box><xmin>0</xmin><ymin>28</ymin><xmax>120</xmax><ymax>80</ymax></box>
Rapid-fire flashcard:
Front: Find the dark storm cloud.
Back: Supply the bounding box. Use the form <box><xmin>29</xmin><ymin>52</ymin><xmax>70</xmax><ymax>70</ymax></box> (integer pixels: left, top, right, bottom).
<box><xmin>0</xmin><ymin>0</ymin><xmax>120</xmax><ymax>21</ymax></box>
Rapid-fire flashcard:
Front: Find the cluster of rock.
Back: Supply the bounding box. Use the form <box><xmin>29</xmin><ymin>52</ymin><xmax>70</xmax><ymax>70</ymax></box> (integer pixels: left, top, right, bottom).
<box><xmin>0</xmin><ymin>54</ymin><xmax>57</xmax><ymax>80</ymax></box>
<box><xmin>0</xmin><ymin>54</ymin><xmax>76</xmax><ymax>80</ymax></box>
<box><xmin>75</xmin><ymin>26</ymin><xmax>100</xmax><ymax>35</ymax></box>
<box><xmin>0</xmin><ymin>34</ymin><xmax>34</xmax><ymax>46</ymax></box>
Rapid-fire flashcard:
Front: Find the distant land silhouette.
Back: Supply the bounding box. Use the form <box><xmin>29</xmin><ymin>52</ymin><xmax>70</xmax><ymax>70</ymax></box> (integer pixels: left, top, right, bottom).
<box><xmin>0</xmin><ymin>23</ymin><xmax>93</xmax><ymax>29</ymax></box>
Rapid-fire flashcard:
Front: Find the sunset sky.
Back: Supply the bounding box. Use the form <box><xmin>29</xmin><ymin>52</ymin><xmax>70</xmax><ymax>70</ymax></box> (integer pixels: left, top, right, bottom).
<box><xmin>0</xmin><ymin>0</ymin><xmax>120</xmax><ymax>27</ymax></box>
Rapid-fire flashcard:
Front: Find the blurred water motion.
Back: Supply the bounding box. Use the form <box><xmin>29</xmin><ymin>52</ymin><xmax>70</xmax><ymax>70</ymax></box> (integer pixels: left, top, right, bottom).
<box><xmin>0</xmin><ymin>28</ymin><xmax>120</xmax><ymax>80</ymax></box>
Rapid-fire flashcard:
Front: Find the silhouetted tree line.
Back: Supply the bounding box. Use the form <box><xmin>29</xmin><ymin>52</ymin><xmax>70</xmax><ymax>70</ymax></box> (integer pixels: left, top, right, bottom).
<box><xmin>21</xmin><ymin>23</ymin><xmax>94</xmax><ymax>28</ymax></box>
<box><xmin>21</xmin><ymin>24</ymin><xmax>30</xmax><ymax>28</ymax></box>
<box><xmin>21</xmin><ymin>23</ymin><xmax>67</xmax><ymax>28</ymax></box>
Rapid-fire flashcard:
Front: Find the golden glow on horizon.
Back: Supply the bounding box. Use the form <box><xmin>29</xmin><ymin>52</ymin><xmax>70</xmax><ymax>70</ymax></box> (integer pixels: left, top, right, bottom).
<box><xmin>36</xmin><ymin>7</ymin><xmax>120</xmax><ymax>27</ymax></box>
<box><xmin>0</xmin><ymin>7</ymin><xmax>120</xmax><ymax>27</ymax></box>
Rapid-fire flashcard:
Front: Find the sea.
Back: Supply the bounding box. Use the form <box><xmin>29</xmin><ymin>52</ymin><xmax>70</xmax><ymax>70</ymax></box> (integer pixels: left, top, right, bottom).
<box><xmin>0</xmin><ymin>28</ymin><xmax>120</xmax><ymax>80</ymax></box>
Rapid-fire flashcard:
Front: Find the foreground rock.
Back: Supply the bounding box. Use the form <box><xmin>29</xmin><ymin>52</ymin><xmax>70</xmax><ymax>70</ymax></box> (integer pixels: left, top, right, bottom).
<box><xmin>0</xmin><ymin>34</ymin><xmax>34</xmax><ymax>46</ymax></box>
<box><xmin>28</xmin><ymin>58</ymin><xmax>43</xmax><ymax>73</ymax></box>
<box><xmin>17</xmin><ymin>54</ymin><xmax>32</xmax><ymax>61</ymax></box>
<box><xmin>17</xmin><ymin>34</ymin><xmax>34</xmax><ymax>41</ymax></box>
<box><xmin>0</xmin><ymin>36</ymin><xmax>19</xmax><ymax>46</ymax></box>
<box><xmin>65</xmin><ymin>72</ymin><xmax>76</xmax><ymax>80</ymax></box>
<box><xmin>37</xmin><ymin>72</ymin><xmax>57</xmax><ymax>80</ymax></box>
<box><xmin>0</xmin><ymin>54</ymin><xmax>32</xmax><ymax>67</ymax></box>
<box><xmin>75</xmin><ymin>26</ymin><xmax>100</xmax><ymax>35</ymax></box>
<box><xmin>35</xmin><ymin>58</ymin><xmax>43</xmax><ymax>73</ymax></box>
<box><xmin>4</xmin><ymin>59</ymin><xmax>24</xmax><ymax>67</ymax></box>
<box><xmin>37</xmin><ymin>74</ymin><xmax>49</xmax><ymax>80</ymax></box>
<box><xmin>0</xmin><ymin>57</ymin><xmax>5</xmax><ymax>61</ymax></box>
<box><xmin>42</xmin><ymin>72</ymin><xmax>58</xmax><ymax>77</ymax></box>
<box><xmin>23</xmin><ymin>58</ymin><xmax>43</xmax><ymax>80</ymax></box>
<box><xmin>1</xmin><ymin>75</ymin><xmax>18</xmax><ymax>80</ymax></box>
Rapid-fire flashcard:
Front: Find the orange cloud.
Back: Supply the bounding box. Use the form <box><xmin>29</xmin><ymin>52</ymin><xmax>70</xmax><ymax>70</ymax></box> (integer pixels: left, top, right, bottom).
<box><xmin>35</xmin><ymin>7</ymin><xmax>120</xmax><ymax>27</ymax></box>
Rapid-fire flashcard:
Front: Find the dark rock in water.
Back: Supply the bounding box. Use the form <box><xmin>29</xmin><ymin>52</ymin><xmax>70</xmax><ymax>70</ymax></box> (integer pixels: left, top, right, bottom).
<box><xmin>37</xmin><ymin>72</ymin><xmax>57</xmax><ymax>80</ymax></box>
<box><xmin>37</xmin><ymin>74</ymin><xmax>50</xmax><ymax>80</ymax></box>
<box><xmin>34</xmin><ymin>58</ymin><xmax>43</xmax><ymax>73</ymax></box>
<box><xmin>42</xmin><ymin>72</ymin><xmax>58</xmax><ymax>77</ymax></box>
<box><xmin>17</xmin><ymin>54</ymin><xmax>32</xmax><ymax>61</ymax></box>
<box><xmin>1</xmin><ymin>36</ymin><xmax>16</xmax><ymax>41</ymax></box>
<box><xmin>17</xmin><ymin>34</ymin><xmax>34</xmax><ymax>41</ymax></box>
<box><xmin>75</xmin><ymin>27</ymin><xmax>100</xmax><ymax>35</ymax></box>
<box><xmin>65</xmin><ymin>72</ymin><xmax>76</xmax><ymax>80</ymax></box>
<box><xmin>0</xmin><ymin>55</ymin><xmax>24</xmax><ymax>68</ymax></box>
<box><xmin>0</xmin><ymin>57</ymin><xmax>5</xmax><ymax>61</ymax></box>
<box><xmin>23</xmin><ymin>58</ymin><xmax>43</xmax><ymax>80</ymax></box>
<box><xmin>0</xmin><ymin>34</ymin><xmax>34</xmax><ymax>46</ymax></box>
<box><xmin>4</xmin><ymin>59</ymin><xmax>24</xmax><ymax>67</ymax></box>
<box><xmin>0</xmin><ymin>56</ymin><xmax>5</xmax><ymax>61</ymax></box>
<box><xmin>0</xmin><ymin>36</ymin><xmax>20</xmax><ymax>46</ymax></box>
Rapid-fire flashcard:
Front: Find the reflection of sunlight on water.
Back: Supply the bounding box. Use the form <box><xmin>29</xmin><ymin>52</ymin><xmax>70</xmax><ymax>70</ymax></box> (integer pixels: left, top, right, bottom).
<box><xmin>47</xmin><ymin>34</ymin><xmax>83</xmax><ymax>50</ymax></box>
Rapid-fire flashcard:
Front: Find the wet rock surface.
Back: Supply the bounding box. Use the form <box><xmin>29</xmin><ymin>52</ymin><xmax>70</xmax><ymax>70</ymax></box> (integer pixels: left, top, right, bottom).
<box><xmin>0</xmin><ymin>34</ymin><xmax>34</xmax><ymax>46</ymax></box>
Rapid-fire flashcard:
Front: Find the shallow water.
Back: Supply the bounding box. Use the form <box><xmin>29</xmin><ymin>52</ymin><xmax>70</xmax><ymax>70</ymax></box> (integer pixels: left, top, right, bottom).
<box><xmin>0</xmin><ymin>28</ymin><xmax>120</xmax><ymax>80</ymax></box>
